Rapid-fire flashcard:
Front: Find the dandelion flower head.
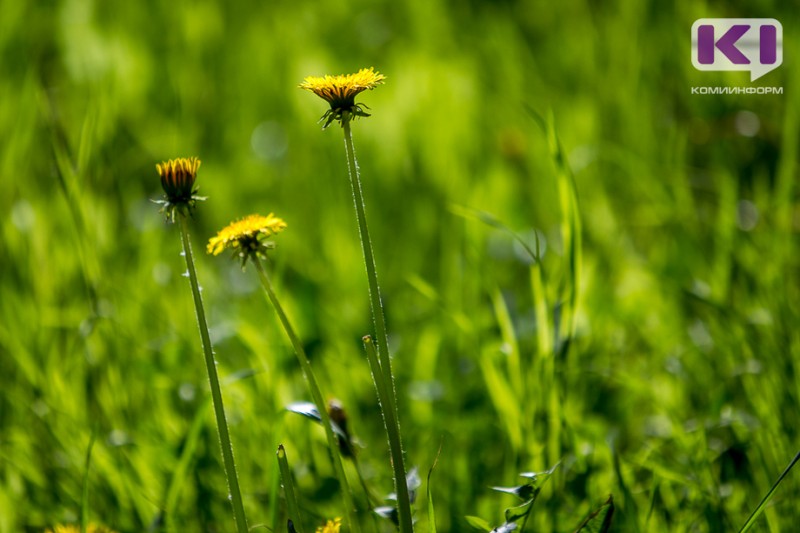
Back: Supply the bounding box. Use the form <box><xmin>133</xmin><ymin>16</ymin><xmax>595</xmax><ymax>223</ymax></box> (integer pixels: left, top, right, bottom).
<box><xmin>315</xmin><ymin>518</ymin><xmax>342</xmax><ymax>533</ymax></box>
<box><xmin>154</xmin><ymin>157</ymin><xmax>205</xmax><ymax>221</ymax></box>
<box><xmin>300</xmin><ymin>67</ymin><xmax>385</xmax><ymax>128</ymax></box>
<box><xmin>207</xmin><ymin>213</ymin><xmax>286</xmax><ymax>266</ymax></box>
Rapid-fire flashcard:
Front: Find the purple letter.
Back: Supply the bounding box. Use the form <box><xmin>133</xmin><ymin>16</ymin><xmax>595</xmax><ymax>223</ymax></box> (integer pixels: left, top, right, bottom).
<box><xmin>698</xmin><ymin>25</ymin><xmax>715</xmax><ymax>64</ymax></box>
<box><xmin>715</xmin><ymin>25</ymin><xmax>751</xmax><ymax>64</ymax></box>
<box><xmin>698</xmin><ymin>24</ymin><xmax>751</xmax><ymax>64</ymax></box>
<box><xmin>760</xmin><ymin>25</ymin><xmax>777</xmax><ymax>64</ymax></box>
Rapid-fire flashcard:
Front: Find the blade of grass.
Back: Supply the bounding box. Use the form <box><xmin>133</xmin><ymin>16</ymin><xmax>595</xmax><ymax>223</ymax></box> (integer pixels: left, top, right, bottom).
<box><xmin>448</xmin><ymin>205</ymin><xmax>541</xmax><ymax>264</ymax></box>
<box><xmin>361</xmin><ymin>335</ymin><xmax>415</xmax><ymax>503</ymax></box>
<box><xmin>478</xmin><ymin>350</ymin><xmax>522</xmax><ymax>451</ymax></box>
<box><xmin>255</xmin><ymin>258</ymin><xmax>360</xmax><ymax>533</ymax></box>
<box><xmin>163</xmin><ymin>398</ymin><xmax>211</xmax><ymax>530</ymax></box>
<box><xmin>612</xmin><ymin>446</ymin><xmax>639</xmax><ymax>531</ymax></box>
<box><xmin>545</xmin><ymin>110</ymin><xmax>582</xmax><ymax>358</ymax></box>
<box><xmin>427</xmin><ymin>441</ymin><xmax>443</xmax><ymax>533</ymax></box>
<box><xmin>738</xmin><ymin>450</ymin><xmax>800</xmax><ymax>533</ymax></box>
<box><xmin>524</xmin><ymin>107</ymin><xmax>581</xmax><ymax>358</ymax></box>
<box><xmin>277</xmin><ymin>445</ymin><xmax>304</xmax><ymax>533</ymax></box>
<box><xmin>530</xmin><ymin>263</ymin><xmax>552</xmax><ymax>358</ymax></box>
<box><xmin>574</xmin><ymin>495</ymin><xmax>614</xmax><ymax>533</ymax></box>
<box><xmin>342</xmin><ymin>115</ymin><xmax>414</xmax><ymax>533</ymax></box>
<box><xmin>269</xmin><ymin>433</ymin><xmax>282</xmax><ymax>533</ymax></box>
<box><xmin>81</xmin><ymin>429</ymin><xmax>96</xmax><ymax>533</ymax></box>
<box><xmin>491</xmin><ymin>288</ymin><xmax>522</xmax><ymax>397</ymax></box>
<box><xmin>48</xmin><ymin>107</ymin><xmax>99</xmax><ymax>309</ymax></box>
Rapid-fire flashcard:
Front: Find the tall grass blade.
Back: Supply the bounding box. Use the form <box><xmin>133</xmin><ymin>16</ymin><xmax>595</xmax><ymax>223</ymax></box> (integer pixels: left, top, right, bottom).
<box><xmin>342</xmin><ymin>115</ymin><xmax>414</xmax><ymax>533</ymax></box>
<box><xmin>163</xmin><ymin>399</ymin><xmax>211</xmax><ymax>530</ymax></box>
<box><xmin>80</xmin><ymin>429</ymin><xmax>96</xmax><ymax>533</ymax></box>
<box><xmin>529</xmin><ymin>263</ymin><xmax>552</xmax><ymax>358</ymax></box>
<box><xmin>738</xmin><ymin>450</ymin><xmax>800</xmax><ymax>533</ymax></box>
<box><xmin>277</xmin><ymin>445</ymin><xmax>305</xmax><ymax>533</ymax></box>
<box><xmin>427</xmin><ymin>443</ymin><xmax>443</xmax><ymax>533</ymax></box>
<box><xmin>545</xmin><ymin>111</ymin><xmax>581</xmax><ymax>358</ymax></box>
<box><xmin>492</xmin><ymin>288</ymin><xmax>522</xmax><ymax>396</ymax></box>
<box><xmin>255</xmin><ymin>259</ymin><xmax>360</xmax><ymax>533</ymax></box>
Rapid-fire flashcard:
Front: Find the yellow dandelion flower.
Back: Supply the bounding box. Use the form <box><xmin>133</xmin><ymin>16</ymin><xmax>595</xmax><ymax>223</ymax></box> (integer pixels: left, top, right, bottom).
<box><xmin>315</xmin><ymin>518</ymin><xmax>342</xmax><ymax>533</ymax></box>
<box><xmin>300</xmin><ymin>67</ymin><xmax>385</xmax><ymax>128</ymax></box>
<box><xmin>154</xmin><ymin>156</ymin><xmax>205</xmax><ymax>221</ymax></box>
<box><xmin>207</xmin><ymin>213</ymin><xmax>287</xmax><ymax>266</ymax></box>
<box><xmin>45</xmin><ymin>524</ymin><xmax>117</xmax><ymax>533</ymax></box>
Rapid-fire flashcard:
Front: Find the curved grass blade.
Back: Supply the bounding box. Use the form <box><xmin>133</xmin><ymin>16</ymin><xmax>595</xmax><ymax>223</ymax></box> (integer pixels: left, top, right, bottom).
<box><xmin>574</xmin><ymin>496</ymin><xmax>614</xmax><ymax>533</ymax></box>
<box><xmin>524</xmin><ymin>106</ymin><xmax>582</xmax><ymax>359</ymax></box>
<box><xmin>449</xmin><ymin>205</ymin><xmax>541</xmax><ymax>264</ymax></box>
<box><xmin>739</xmin><ymin>450</ymin><xmax>800</xmax><ymax>533</ymax></box>
<box><xmin>465</xmin><ymin>515</ymin><xmax>492</xmax><ymax>531</ymax></box>
<box><xmin>519</xmin><ymin>462</ymin><xmax>560</xmax><ymax>486</ymax></box>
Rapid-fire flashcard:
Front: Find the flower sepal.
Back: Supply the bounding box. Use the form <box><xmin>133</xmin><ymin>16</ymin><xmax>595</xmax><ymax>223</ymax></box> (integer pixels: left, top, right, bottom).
<box><xmin>152</xmin><ymin>192</ymin><xmax>207</xmax><ymax>222</ymax></box>
<box><xmin>319</xmin><ymin>104</ymin><xmax>372</xmax><ymax>129</ymax></box>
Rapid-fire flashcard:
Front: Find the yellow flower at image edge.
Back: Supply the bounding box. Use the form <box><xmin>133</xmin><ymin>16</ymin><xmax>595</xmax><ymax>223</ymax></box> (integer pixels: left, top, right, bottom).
<box><xmin>315</xmin><ymin>518</ymin><xmax>342</xmax><ymax>533</ymax></box>
<box><xmin>154</xmin><ymin>156</ymin><xmax>205</xmax><ymax>221</ymax></box>
<box><xmin>300</xmin><ymin>67</ymin><xmax>385</xmax><ymax>128</ymax></box>
<box><xmin>207</xmin><ymin>213</ymin><xmax>287</xmax><ymax>265</ymax></box>
<box><xmin>46</xmin><ymin>525</ymin><xmax>116</xmax><ymax>533</ymax></box>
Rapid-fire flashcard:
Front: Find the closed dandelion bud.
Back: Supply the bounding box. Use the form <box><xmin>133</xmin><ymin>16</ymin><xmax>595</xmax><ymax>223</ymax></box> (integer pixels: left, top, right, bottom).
<box><xmin>154</xmin><ymin>157</ymin><xmax>205</xmax><ymax>221</ymax></box>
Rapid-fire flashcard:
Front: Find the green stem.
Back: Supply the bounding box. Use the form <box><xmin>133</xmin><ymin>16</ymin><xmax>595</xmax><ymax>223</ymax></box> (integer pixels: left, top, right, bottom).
<box><xmin>342</xmin><ymin>115</ymin><xmax>414</xmax><ymax>532</ymax></box>
<box><xmin>178</xmin><ymin>216</ymin><xmax>248</xmax><ymax>533</ymax></box>
<box><xmin>254</xmin><ymin>259</ymin><xmax>361</xmax><ymax>533</ymax></box>
<box><xmin>362</xmin><ymin>336</ymin><xmax>412</xmax><ymax>523</ymax></box>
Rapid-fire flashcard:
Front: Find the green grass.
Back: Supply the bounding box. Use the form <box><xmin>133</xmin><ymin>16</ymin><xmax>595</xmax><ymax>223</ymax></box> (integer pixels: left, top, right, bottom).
<box><xmin>1</xmin><ymin>0</ymin><xmax>799</xmax><ymax>531</ymax></box>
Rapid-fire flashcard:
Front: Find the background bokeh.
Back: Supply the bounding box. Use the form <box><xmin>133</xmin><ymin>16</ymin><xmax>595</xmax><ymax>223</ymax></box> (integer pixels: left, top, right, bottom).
<box><xmin>1</xmin><ymin>0</ymin><xmax>798</xmax><ymax>531</ymax></box>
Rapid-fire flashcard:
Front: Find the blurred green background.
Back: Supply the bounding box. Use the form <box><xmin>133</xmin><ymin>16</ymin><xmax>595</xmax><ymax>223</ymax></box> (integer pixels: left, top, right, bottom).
<box><xmin>1</xmin><ymin>0</ymin><xmax>798</xmax><ymax>531</ymax></box>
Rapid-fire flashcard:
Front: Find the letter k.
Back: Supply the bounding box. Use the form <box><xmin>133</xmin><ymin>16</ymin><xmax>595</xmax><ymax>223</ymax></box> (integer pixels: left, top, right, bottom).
<box><xmin>698</xmin><ymin>25</ymin><xmax>751</xmax><ymax>64</ymax></box>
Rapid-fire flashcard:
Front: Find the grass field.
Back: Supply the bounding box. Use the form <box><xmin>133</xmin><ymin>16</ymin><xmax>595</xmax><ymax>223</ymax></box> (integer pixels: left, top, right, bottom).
<box><xmin>1</xmin><ymin>0</ymin><xmax>798</xmax><ymax>531</ymax></box>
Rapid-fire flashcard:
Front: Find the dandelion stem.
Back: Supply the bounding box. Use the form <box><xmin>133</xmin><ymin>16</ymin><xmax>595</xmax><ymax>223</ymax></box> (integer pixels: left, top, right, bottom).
<box><xmin>254</xmin><ymin>258</ymin><xmax>361</xmax><ymax>533</ymax></box>
<box><xmin>178</xmin><ymin>215</ymin><xmax>248</xmax><ymax>533</ymax></box>
<box><xmin>342</xmin><ymin>114</ymin><xmax>414</xmax><ymax>533</ymax></box>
